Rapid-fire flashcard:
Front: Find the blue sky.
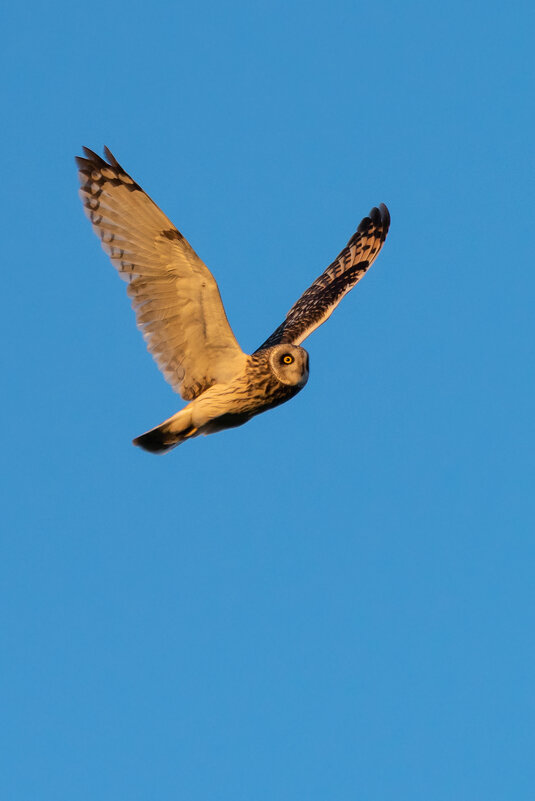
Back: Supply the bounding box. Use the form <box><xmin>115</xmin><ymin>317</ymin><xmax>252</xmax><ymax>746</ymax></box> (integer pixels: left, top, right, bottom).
<box><xmin>2</xmin><ymin>0</ymin><xmax>534</xmax><ymax>799</ymax></box>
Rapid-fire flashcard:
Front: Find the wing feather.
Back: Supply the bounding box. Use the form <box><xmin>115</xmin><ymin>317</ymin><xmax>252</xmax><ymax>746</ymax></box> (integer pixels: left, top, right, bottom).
<box><xmin>76</xmin><ymin>147</ymin><xmax>246</xmax><ymax>400</ymax></box>
<box><xmin>256</xmin><ymin>204</ymin><xmax>390</xmax><ymax>351</ymax></box>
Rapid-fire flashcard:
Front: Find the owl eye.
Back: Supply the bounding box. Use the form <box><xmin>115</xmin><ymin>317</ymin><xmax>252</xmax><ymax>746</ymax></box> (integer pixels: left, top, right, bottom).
<box><xmin>282</xmin><ymin>354</ymin><xmax>294</xmax><ymax>365</ymax></box>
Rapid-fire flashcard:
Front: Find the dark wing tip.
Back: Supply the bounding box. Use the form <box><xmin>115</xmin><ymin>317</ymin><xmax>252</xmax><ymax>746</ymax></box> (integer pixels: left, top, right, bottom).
<box><xmin>376</xmin><ymin>202</ymin><xmax>390</xmax><ymax>233</ymax></box>
<box><xmin>358</xmin><ymin>203</ymin><xmax>390</xmax><ymax>240</ymax></box>
<box><xmin>369</xmin><ymin>203</ymin><xmax>390</xmax><ymax>229</ymax></box>
<box><xmin>75</xmin><ymin>146</ymin><xmax>141</xmax><ymax>192</ymax></box>
<box><xmin>75</xmin><ymin>146</ymin><xmax>121</xmax><ymax>170</ymax></box>
<box><xmin>103</xmin><ymin>145</ymin><xmax>121</xmax><ymax>168</ymax></box>
<box><xmin>80</xmin><ymin>146</ymin><xmax>106</xmax><ymax>165</ymax></box>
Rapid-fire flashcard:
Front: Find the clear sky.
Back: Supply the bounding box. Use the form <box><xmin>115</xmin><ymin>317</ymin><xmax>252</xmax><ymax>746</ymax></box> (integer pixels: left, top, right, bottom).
<box><xmin>2</xmin><ymin>1</ymin><xmax>534</xmax><ymax>799</ymax></box>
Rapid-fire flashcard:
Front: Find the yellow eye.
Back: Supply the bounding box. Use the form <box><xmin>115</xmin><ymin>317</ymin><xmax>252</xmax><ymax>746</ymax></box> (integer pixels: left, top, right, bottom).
<box><xmin>283</xmin><ymin>354</ymin><xmax>294</xmax><ymax>364</ymax></box>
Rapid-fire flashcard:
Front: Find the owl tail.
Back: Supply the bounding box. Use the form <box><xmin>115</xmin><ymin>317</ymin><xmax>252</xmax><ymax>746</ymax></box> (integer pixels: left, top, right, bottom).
<box><xmin>132</xmin><ymin>408</ymin><xmax>199</xmax><ymax>454</ymax></box>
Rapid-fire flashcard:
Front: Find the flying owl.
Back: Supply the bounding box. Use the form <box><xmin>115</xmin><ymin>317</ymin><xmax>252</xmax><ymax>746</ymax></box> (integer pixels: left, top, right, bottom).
<box><xmin>76</xmin><ymin>147</ymin><xmax>390</xmax><ymax>454</ymax></box>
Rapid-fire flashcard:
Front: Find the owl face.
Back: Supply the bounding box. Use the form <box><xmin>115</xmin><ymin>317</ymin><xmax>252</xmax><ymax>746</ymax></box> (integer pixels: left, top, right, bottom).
<box><xmin>267</xmin><ymin>344</ymin><xmax>309</xmax><ymax>387</ymax></box>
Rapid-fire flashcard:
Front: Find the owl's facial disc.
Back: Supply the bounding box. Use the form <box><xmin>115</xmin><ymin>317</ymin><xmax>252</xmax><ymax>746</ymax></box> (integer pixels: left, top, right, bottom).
<box><xmin>269</xmin><ymin>345</ymin><xmax>309</xmax><ymax>387</ymax></box>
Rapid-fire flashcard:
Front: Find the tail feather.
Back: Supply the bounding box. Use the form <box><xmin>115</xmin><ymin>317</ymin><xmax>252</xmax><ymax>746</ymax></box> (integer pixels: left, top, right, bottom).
<box><xmin>133</xmin><ymin>409</ymin><xmax>198</xmax><ymax>454</ymax></box>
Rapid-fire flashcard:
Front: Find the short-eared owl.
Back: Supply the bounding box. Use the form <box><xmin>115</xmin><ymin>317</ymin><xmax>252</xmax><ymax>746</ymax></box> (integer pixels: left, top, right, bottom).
<box><xmin>76</xmin><ymin>148</ymin><xmax>390</xmax><ymax>453</ymax></box>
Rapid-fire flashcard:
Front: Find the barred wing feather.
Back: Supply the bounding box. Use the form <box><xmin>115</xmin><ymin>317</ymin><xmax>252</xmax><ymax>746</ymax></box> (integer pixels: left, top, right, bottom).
<box><xmin>256</xmin><ymin>204</ymin><xmax>390</xmax><ymax>351</ymax></box>
<box><xmin>76</xmin><ymin>147</ymin><xmax>246</xmax><ymax>400</ymax></box>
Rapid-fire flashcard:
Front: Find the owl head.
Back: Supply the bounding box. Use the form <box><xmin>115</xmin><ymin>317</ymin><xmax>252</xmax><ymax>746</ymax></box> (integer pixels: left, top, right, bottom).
<box><xmin>267</xmin><ymin>344</ymin><xmax>309</xmax><ymax>387</ymax></box>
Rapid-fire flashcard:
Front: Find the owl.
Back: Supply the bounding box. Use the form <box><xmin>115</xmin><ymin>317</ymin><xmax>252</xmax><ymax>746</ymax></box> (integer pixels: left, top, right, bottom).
<box><xmin>76</xmin><ymin>148</ymin><xmax>390</xmax><ymax>453</ymax></box>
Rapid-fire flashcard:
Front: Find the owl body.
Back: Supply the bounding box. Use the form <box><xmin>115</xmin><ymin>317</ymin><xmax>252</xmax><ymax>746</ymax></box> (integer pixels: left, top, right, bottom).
<box><xmin>135</xmin><ymin>344</ymin><xmax>309</xmax><ymax>452</ymax></box>
<box><xmin>76</xmin><ymin>147</ymin><xmax>390</xmax><ymax>453</ymax></box>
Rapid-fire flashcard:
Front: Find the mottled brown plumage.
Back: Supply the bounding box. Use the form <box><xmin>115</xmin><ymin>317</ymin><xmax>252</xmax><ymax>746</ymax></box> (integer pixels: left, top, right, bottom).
<box><xmin>76</xmin><ymin>147</ymin><xmax>390</xmax><ymax>453</ymax></box>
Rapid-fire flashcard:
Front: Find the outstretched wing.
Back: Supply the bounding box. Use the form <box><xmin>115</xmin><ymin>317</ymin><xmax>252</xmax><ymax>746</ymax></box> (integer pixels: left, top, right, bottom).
<box><xmin>76</xmin><ymin>147</ymin><xmax>246</xmax><ymax>400</ymax></box>
<box><xmin>256</xmin><ymin>204</ymin><xmax>390</xmax><ymax>351</ymax></box>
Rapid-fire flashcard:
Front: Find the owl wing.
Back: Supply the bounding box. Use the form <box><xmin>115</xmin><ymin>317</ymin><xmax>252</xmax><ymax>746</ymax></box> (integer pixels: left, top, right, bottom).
<box><xmin>256</xmin><ymin>204</ymin><xmax>390</xmax><ymax>352</ymax></box>
<box><xmin>76</xmin><ymin>147</ymin><xmax>246</xmax><ymax>401</ymax></box>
